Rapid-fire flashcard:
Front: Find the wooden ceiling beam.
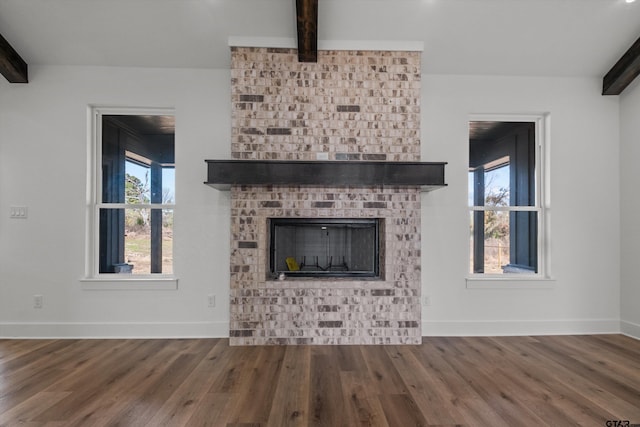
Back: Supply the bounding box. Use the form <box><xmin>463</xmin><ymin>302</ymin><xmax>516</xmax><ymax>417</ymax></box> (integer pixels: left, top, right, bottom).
<box><xmin>603</xmin><ymin>34</ymin><xmax>640</xmax><ymax>95</ymax></box>
<box><xmin>296</xmin><ymin>0</ymin><xmax>318</xmax><ymax>62</ymax></box>
<box><xmin>0</xmin><ymin>32</ymin><xmax>28</xmax><ymax>83</ymax></box>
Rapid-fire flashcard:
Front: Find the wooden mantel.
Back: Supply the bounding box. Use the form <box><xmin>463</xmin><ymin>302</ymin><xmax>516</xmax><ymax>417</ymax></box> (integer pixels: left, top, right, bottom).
<box><xmin>204</xmin><ymin>160</ymin><xmax>447</xmax><ymax>192</ymax></box>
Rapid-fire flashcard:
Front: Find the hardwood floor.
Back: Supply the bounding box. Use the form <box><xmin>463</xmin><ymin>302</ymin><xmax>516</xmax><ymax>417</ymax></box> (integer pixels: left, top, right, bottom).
<box><xmin>1</xmin><ymin>335</ymin><xmax>639</xmax><ymax>426</ymax></box>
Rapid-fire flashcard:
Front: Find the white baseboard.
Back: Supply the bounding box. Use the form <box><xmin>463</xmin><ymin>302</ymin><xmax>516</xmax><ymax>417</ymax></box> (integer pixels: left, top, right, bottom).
<box><xmin>621</xmin><ymin>320</ymin><xmax>640</xmax><ymax>340</ymax></box>
<box><xmin>0</xmin><ymin>321</ymin><xmax>229</xmax><ymax>339</ymax></box>
<box><xmin>422</xmin><ymin>319</ymin><xmax>621</xmax><ymax>337</ymax></box>
<box><xmin>0</xmin><ymin>319</ymin><xmax>628</xmax><ymax>340</ymax></box>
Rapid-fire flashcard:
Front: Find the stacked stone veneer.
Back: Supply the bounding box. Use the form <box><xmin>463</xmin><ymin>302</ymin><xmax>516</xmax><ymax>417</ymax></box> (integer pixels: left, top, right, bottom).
<box><xmin>229</xmin><ymin>47</ymin><xmax>422</xmax><ymax>345</ymax></box>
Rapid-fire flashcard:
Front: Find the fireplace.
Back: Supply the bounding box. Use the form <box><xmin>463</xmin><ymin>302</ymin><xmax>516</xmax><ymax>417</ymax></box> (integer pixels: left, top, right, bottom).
<box><xmin>270</xmin><ymin>218</ymin><xmax>380</xmax><ymax>279</ymax></box>
<box><xmin>223</xmin><ymin>45</ymin><xmax>433</xmax><ymax>345</ymax></box>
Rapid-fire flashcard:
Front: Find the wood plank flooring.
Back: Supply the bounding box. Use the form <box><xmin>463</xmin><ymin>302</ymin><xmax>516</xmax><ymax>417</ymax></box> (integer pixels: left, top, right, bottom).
<box><xmin>1</xmin><ymin>335</ymin><xmax>639</xmax><ymax>426</ymax></box>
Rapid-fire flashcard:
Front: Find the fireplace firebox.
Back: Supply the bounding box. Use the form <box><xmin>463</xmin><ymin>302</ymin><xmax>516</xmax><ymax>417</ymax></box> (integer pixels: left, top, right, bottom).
<box><xmin>269</xmin><ymin>218</ymin><xmax>380</xmax><ymax>278</ymax></box>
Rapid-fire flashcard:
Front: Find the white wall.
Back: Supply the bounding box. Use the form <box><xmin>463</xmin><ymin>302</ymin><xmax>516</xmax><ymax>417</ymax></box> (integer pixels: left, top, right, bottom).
<box><xmin>0</xmin><ymin>65</ymin><xmax>231</xmax><ymax>337</ymax></box>
<box><xmin>0</xmin><ymin>66</ymin><xmax>624</xmax><ymax>337</ymax></box>
<box><xmin>421</xmin><ymin>74</ymin><xmax>621</xmax><ymax>336</ymax></box>
<box><xmin>620</xmin><ymin>78</ymin><xmax>640</xmax><ymax>339</ymax></box>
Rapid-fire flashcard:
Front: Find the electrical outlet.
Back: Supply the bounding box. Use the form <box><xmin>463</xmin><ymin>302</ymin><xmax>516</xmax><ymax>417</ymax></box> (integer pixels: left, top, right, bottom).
<box><xmin>207</xmin><ymin>294</ymin><xmax>216</xmax><ymax>308</ymax></box>
<box><xmin>10</xmin><ymin>206</ymin><xmax>28</xmax><ymax>219</ymax></box>
<box><xmin>422</xmin><ymin>296</ymin><xmax>431</xmax><ymax>306</ymax></box>
<box><xmin>34</xmin><ymin>294</ymin><xmax>43</xmax><ymax>309</ymax></box>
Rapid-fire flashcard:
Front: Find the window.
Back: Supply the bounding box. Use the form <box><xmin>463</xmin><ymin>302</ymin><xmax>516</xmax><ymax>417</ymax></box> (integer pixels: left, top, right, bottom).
<box><xmin>468</xmin><ymin>116</ymin><xmax>547</xmax><ymax>277</ymax></box>
<box><xmin>87</xmin><ymin>108</ymin><xmax>175</xmax><ymax>280</ymax></box>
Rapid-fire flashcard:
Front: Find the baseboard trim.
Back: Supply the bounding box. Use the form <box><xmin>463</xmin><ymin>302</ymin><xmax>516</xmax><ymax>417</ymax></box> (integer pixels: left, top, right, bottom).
<box><xmin>0</xmin><ymin>319</ymin><xmax>626</xmax><ymax>340</ymax></box>
<box><xmin>422</xmin><ymin>319</ymin><xmax>621</xmax><ymax>337</ymax></box>
<box><xmin>621</xmin><ymin>320</ymin><xmax>640</xmax><ymax>340</ymax></box>
<box><xmin>0</xmin><ymin>321</ymin><xmax>229</xmax><ymax>339</ymax></box>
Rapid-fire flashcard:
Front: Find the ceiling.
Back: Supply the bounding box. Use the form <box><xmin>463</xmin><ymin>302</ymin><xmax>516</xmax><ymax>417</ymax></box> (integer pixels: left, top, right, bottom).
<box><xmin>105</xmin><ymin>115</ymin><xmax>175</xmax><ymax>136</ymax></box>
<box><xmin>469</xmin><ymin>121</ymin><xmax>528</xmax><ymax>141</ymax></box>
<box><xmin>0</xmin><ymin>0</ymin><xmax>639</xmax><ymax>77</ymax></box>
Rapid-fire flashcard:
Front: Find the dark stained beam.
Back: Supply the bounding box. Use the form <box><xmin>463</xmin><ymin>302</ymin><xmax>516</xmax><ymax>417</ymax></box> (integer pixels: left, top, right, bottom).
<box><xmin>0</xmin><ymin>32</ymin><xmax>28</xmax><ymax>83</ymax></box>
<box><xmin>205</xmin><ymin>160</ymin><xmax>447</xmax><ymax>191</ymax></box>
<box><xmin>296</xmin><ymin>0</ymin><xmax>318</xmax><ymax>63</ymax></box>
<box><xmin>603</xmin><ymin>35</ymin><xmax>640</xmax><ymax>95</ymax></box>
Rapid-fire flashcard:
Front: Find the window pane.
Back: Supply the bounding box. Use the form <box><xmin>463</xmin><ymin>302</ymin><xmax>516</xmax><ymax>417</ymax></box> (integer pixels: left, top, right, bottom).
<box><xmin>125</xmin><ymin>160</ymin><xmax>150</xmax><ymax>204</ymax></box>
<box><xmin>469</xmin><ymin>120</ymin><xmax>541</xmax><ymax>276</ymax></box>
<box><xmin>470</xmin><ymin>211</ymin><xmax>537</xmax><ymax>275</ymax></box>
<box><xmin>162</xmin><ymin>167</ymin><xmax>175</xmax><ymax>204</ymax></box>
<box><xmin>101</xmin><ymin>115</ymin><xmax>175</xmax><ymax>205</ymax></box>
<box><xmin>484</xmin><ymin>164</ymin><xmax>509</xmax><ymax>207</ymax></box>
<box><xmin>468</xmin><ymin>171</ymin><xmax>474</xmax><ymax>206</ymax></box>
<box><xmin>469</xmin><ymin>121</ymin><xmax>535</xmax><ymax>207</ymax></box>
<box><xmin>99</xmin><ymin>208</ymin><xmax>173</xmax><ymax>274</ymax></box>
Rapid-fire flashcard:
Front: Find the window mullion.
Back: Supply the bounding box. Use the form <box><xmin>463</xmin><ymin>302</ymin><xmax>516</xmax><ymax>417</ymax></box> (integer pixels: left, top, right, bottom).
<box><xmin>469</xmin><ymin>206</ymin><xmax>539</xmax><ymax>212</ymax></box>
<box><xmin>97</xmin><ymin>203</ymin><xmax>176</xmax><ymax>210</ymax></box>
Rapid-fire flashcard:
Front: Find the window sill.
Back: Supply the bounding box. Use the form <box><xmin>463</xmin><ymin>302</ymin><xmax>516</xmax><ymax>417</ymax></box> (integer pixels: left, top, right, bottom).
<box><xmin>80</xmin><ymin>277</ymin><xmax>178</xmax><ymax>291</ymax></box>
<box><xmin>466</xmin><ymin>276</ymin><xmax>555</xmax><ymax>289</ymax></box>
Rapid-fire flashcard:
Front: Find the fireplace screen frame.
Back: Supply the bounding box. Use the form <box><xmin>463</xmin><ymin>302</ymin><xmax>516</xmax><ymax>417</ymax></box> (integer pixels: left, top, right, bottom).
<box><xmin>269</xmin><ymin>218</ymin><xmax>381</xmax><ymax>279</ymax></box>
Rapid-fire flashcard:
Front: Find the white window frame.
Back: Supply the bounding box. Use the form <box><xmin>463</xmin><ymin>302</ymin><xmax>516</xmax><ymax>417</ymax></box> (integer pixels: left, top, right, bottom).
<box><xmin>81</xmin><ymin>106</ymin><xmax>178</xmax><ymax>290</ymax></box>
<box><xmin>466</xmin><ymin>113</ymin><xmax>553</xmax><ymax>289</ymax></box>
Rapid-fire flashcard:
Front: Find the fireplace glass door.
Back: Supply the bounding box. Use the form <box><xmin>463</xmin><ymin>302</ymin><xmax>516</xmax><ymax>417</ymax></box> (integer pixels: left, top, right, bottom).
<box><xmin>270</xmin><ymin>218</ymin><xmax>380</xmax><ymax>278</ymax></box>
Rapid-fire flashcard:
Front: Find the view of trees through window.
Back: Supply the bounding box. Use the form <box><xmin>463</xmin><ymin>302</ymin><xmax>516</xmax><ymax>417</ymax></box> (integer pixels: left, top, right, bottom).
<box><xmin>469</xmin><ymin>164</ymin><xmax>511</xmax><ymax>273</ymax></box>
<box><xmin>124</xmin><ymin>160</ymin><xmax>174</xmax><ymax>274</ymax></box>
<box><xmin>98</xmin><ymin>113</ymin><xmax>175</xmax><ymax>275</ymax></box>
<box><xmin>469</xmin><ymin>120</ymin><xmax>538</xmax><ymax>275</ymax></box>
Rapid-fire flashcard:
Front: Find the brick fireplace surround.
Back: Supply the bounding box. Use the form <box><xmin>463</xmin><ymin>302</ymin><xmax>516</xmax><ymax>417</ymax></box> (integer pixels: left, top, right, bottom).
<box><xmin>229</xmin><ymin>46</ymin><xmax>423</xmax><ymax>345</ymax></box>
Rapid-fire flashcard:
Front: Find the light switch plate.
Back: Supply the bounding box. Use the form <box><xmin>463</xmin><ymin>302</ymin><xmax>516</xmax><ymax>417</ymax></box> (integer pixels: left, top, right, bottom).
<box><xmin>10</xmin><ymin>206</ymin><xmax>28</xmax><ymax>219</ymax></box>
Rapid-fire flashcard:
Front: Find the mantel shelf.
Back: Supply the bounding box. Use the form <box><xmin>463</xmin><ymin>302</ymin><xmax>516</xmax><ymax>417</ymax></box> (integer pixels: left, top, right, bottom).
<box><xmin>204</xmin><ymin>160</ymin><xmax>447</xmax><ymax>192</ymax></box>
